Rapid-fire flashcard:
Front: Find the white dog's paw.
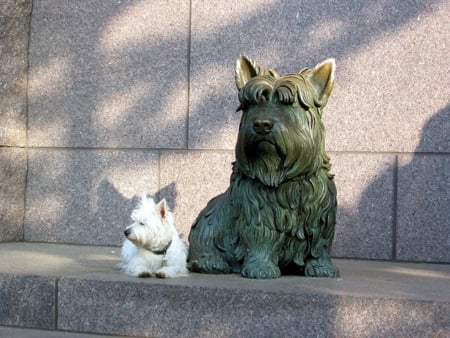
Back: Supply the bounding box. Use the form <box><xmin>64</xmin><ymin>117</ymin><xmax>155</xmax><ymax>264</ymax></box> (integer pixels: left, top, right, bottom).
<box><xmin>155</xmin><ymin>271</ymin><xmax>167</xmax><ymax>279</ymax></box>
<box><xmin>138</xmin><ymin>271</ymin><xmax>154</xmax><ymax>278</ymax></box>
<box><xmin>155</xmin><ymin>266</ymin><xmax>188</xmax><ymax>278</ymax></box>
<box><xmin>155</xmin><ymin>267</ymin><xmax>174</xmax><ymax>278</ymax></box>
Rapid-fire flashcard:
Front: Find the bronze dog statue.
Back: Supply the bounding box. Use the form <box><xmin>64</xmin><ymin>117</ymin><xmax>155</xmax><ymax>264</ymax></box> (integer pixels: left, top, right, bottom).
<box><xmin>188</xmin><ymin>56</ymin><xmax>339</xmax><ymax>279</ymax></box>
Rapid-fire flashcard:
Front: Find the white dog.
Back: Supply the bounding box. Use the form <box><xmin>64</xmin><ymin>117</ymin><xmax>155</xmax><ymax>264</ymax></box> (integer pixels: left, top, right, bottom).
<box><xmin>119</xmin><ymin>194</ymin><xmax>188</xmax><ymax>278</ymax></box>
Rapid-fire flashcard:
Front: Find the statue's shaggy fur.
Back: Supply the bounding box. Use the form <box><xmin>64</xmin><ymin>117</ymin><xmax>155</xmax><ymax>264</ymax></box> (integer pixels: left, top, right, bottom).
<box><xmin>188</xmin><ymin>56</ymin><xmax>339</xmax><ymax>278</ymax></box>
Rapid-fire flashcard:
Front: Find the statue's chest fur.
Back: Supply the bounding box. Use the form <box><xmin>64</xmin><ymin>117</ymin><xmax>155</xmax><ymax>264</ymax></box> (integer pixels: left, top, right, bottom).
<box><xmin>230</xmin><ymin>176</ymin><xmax>307</xmax><ymax>239</ymax></box>
<box><xmin>226</xmin><ymin>169</ymin><xmax>335</xmax><ymax>268</ymax></box>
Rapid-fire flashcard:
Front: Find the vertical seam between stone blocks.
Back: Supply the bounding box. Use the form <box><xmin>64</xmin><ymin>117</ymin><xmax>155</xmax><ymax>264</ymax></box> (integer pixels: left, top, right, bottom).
<box><xmin>186</xmin><ymin>0</ymin><xmax>192</xmax><ymax>149</ymax></box>
<box><xmin>23</xmin><ymin>0</ymin><xmax>34</xmax><ymax>240</ymax></box>
<box><xmin>54</xmin><ymin>277</ymin><xmax>59</xmax><ymax>330</ymax></box>
<box><xmin>392</xmin><ymin>154</ymin><xmax>399</xmax><ymax>261</ymax></box>
<box><xmin>157</xmin><ymin>150</ymin><xmax>162</xmax><ymax>201</ymax></box>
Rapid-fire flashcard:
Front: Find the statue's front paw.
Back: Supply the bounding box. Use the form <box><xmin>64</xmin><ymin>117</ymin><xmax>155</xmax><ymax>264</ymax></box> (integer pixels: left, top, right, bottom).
<box><xmin>188</xmin><ymin>255</ymin><xmax>232</xmax><ymax>274</ymax></box>
<box><xmin>241</xmin><ymin>260</ymin><xmax>281</xmax><ymax>279</ymax></box>
<box><xmin>305</xmin><ymin>258</ymin><xmax>339</xmax><ymax>278</ymax></box>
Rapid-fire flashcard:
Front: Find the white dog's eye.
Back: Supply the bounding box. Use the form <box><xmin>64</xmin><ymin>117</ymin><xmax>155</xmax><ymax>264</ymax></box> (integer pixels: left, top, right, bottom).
<box><xmin>139</xmin><ymin>222</ymin><xmax>145</xmax><ymax>226</ymax></box>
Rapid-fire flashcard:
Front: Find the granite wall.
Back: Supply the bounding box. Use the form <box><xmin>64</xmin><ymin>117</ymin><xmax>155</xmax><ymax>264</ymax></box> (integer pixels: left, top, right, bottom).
<box><xmin>0</xmin><ymin>0</ymin><xmax>30</xmax><ymax>241</ymax></box>
<box><xmin>1</xmin><ymin>0</ymin><xmax>449</xmax><ymax>263</ymax></box>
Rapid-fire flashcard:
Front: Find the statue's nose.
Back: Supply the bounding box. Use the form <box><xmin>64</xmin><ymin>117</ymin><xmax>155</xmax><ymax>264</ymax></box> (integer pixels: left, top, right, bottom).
<box><xmin>253</xmin><ymin>119</ymin><xmax>274</xmax><ymax>135</ymax></box>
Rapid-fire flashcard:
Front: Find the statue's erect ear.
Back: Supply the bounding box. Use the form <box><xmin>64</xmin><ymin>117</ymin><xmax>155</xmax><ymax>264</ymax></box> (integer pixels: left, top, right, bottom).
<box><xmin>235</xmin><ymin>55</ymin><xmax>262</xmax><ymax>90</ymax></box>
<box><xmin>306</xmin><ymin>58</ymin><xmax>335</xmax><ymax>107</ymax></box>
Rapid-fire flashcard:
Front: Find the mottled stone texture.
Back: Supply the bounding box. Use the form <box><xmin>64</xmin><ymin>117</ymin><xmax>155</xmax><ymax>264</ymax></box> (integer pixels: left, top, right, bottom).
<box><xmin>28</xmin><ymin>0</ymin><xmax>190</xmax><ymax>148</ymax></box>
<box><xmin>159</xmin><ymin>151</ymin><xmax>235</xmax><ymax>237</ymax></box>
<box><xmin>332</xmin><ymin>153</ymin><xmax>396</xmax><ymax>260</ymax></box>
<box><xmin>397</xmin><ymin>155</ymin><xmax>450</xmax><ymax>262</ymax></box>
<box><xmin>24</xmin><ymin>149</ymin><xmax>159</xmax><ymax>245</ymax></box>
<box><xmin>0</xmin><ymin>273</ymin><xmax>55</xmax><ymax>329</ymax></box>
<box><xmin>57</xmin><ymin>276</ymin><xmax>450</xmax><ymax>337</ymax></box>
<box><xmin>0</xmin><ymin>0</ymin><xmax>31</xmax><ymax>146</ymax></box>
<box><xmin>0</xmin><ymin>148</ymin><xmax>26</xmax><ymax>241</ymax></box>
<box><xmin>0</xmin><ymin>1</ymin><xmax>30</xmax><ymax>242</ymax></box>
<box><xmin>0</xmin><ymin>0</ymin><xmax>445</xmax><ymax>263</ymax></box>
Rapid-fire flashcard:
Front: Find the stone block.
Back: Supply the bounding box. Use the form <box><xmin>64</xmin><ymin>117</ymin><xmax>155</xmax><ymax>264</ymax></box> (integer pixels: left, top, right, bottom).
<box><xmin>0</xmin><ymin>148</ymin><xmax>26</xmax><ymax>241</ymax></box>
<box><xmin>415</xmin><ymin>104</ymin><xmax>450</xmax><ymax>153</ymax></box>
<box><xmin>397</xmin><ymin>154</ymin><xmax>450</xmax><ymax>262</ymax></box>
<box><xmin>0</xmin><ymin>273</ymin><xmax>55</xmax><ymax>329</ymax></box>
<box><xmin>331</xmin><ymin>153</ymin><xmax>396</xmax><ymax>260</ymax></box>
<box><xmin>159</xmin><ymin>151</ymin><xmax>235</xmax><ymax>237</ymax></box>
<box><xmin>0</xmin><ymin>327</ymin><xmax>116</xmax><ymax>338</ymax></box>
<box><xmin>0</xmin><ymin>0</ymin><xmax>31</xmax><ymax>146</ymax></box>
<box><xmin>57</xmin><ymin>269</ymin><xmax>450</xmax><ymax>337</ymax></box>
<box><xmin>24</xmin><ymin>149</ymin><xmax>159</xmax><ymax>245</ymax></box>
<box><xmin>188</xmin><ymin>1</ymin><xmax>448</xmax><ymax>152</ymax></box>
<box><xmin>28</xmin><ymin>0</ymin><xmax>189</xmax><ymax>148</ymax></box>
<box><xmin>325</xmin><ymin>2</ymin><xmax>449</xmax><ymax>153</ymax></box>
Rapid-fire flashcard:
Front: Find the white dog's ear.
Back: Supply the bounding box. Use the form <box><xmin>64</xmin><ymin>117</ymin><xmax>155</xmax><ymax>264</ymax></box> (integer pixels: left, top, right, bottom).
<box><xmin>156</xmin><ymin>199</ymin><xmax>168</xmax><ymax>219</ymax></box>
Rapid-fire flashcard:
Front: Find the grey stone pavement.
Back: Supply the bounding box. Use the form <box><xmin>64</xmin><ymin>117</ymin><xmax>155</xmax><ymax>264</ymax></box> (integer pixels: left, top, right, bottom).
<box><xmin>1</xmin><ymin>242</ymin><xmax>449</xmax><ymax>302</ymax></box>
<box><xmin>0</xmin><ymin>242</ymin><xmax>449</xmax><ymax>337</ymax></box>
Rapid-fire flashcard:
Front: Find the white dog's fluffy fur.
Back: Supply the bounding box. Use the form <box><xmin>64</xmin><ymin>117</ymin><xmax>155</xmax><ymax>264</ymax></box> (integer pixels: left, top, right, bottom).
<box><xmin>119</xmin><ymin>194</ymin><xmax>188</xmax><ymax>278</ymax></box>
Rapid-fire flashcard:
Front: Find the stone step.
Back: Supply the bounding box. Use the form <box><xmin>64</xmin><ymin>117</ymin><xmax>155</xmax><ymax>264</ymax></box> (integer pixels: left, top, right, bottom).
<box><xmin>0</xmin><ymin>242</ymin><xmax>449</xmax><ymax>337</ymax></box>
<box><xmin>0</xmin><ymin>326</ymin><xmax>125</xmax><ymax>338</ymax></box>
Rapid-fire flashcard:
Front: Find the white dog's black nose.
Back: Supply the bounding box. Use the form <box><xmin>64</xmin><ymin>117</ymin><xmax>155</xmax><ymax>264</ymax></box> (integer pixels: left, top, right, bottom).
<box><xmin>124</xmin><ymin>229</ymin><xmax>131</xmax><ymax>237</ymax></box>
